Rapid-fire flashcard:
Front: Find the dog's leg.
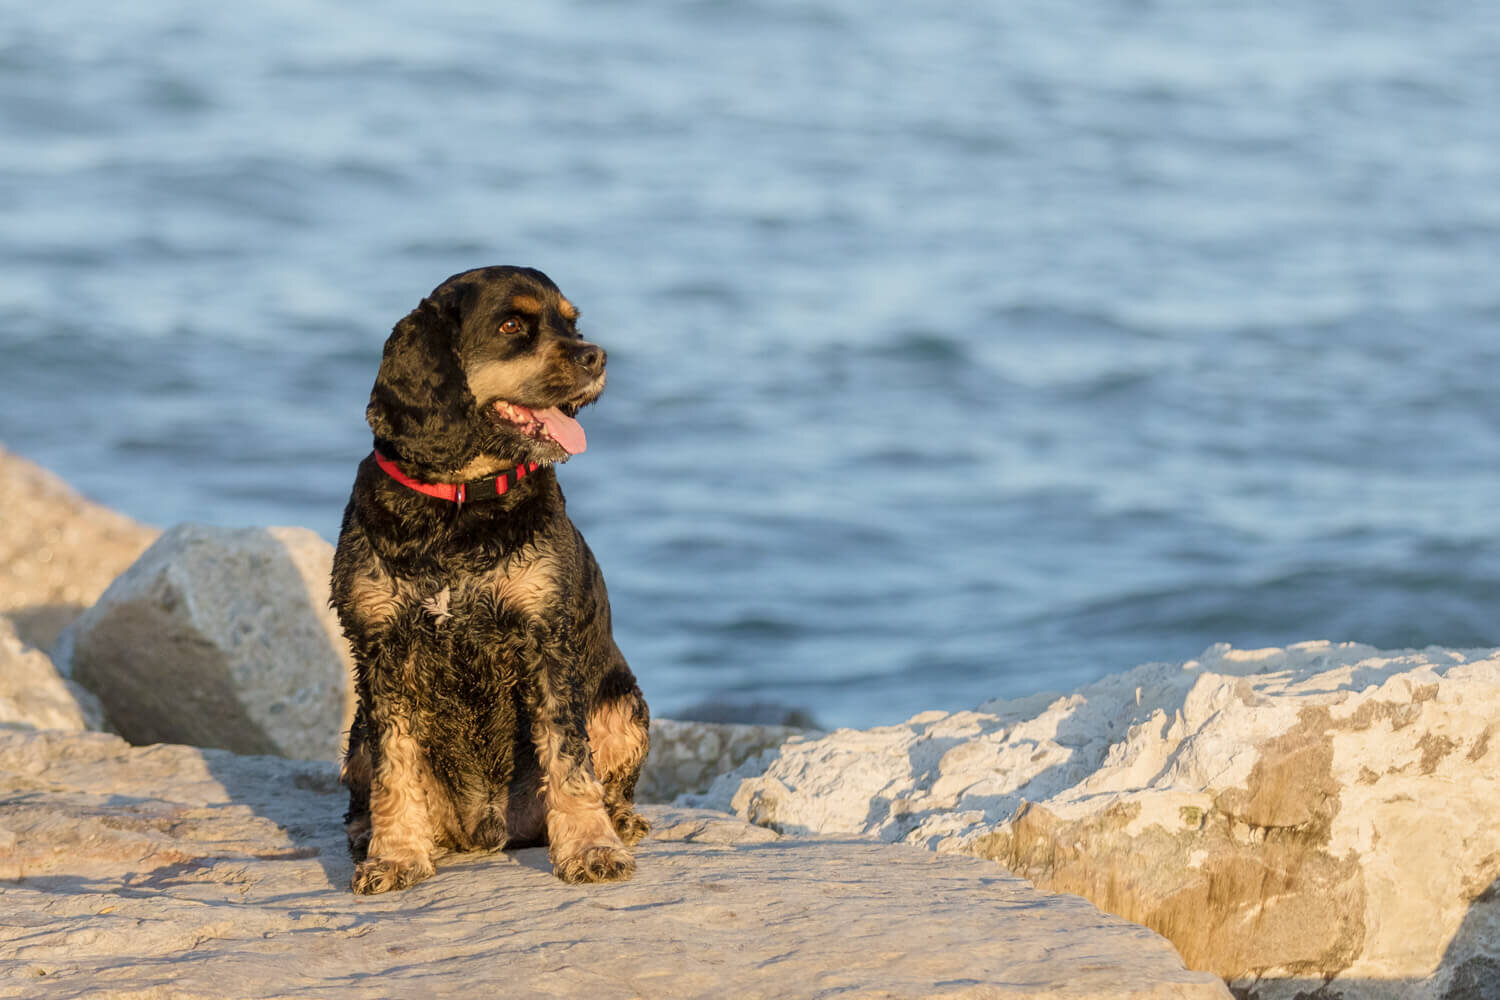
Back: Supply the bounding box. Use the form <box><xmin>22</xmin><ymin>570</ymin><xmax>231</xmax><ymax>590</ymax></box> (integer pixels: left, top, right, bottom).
<box><xmin>352</xmin><ymin>712</ymin><xmax>440</xmax><ymax>894</ymax></box>
<box><xmin>531</xmin><ymin>673</ymin><xmax>635</xmax><ymax>883</ymax></box>
<box><xmin>587</xmin><ymin>674</ymin><xmax>651</xmax><ymax>847</ymax></box>
<box><xmin>341</xmin><ymin>706</ymin><xmax>373</xmax><ymax>860</ymax></box>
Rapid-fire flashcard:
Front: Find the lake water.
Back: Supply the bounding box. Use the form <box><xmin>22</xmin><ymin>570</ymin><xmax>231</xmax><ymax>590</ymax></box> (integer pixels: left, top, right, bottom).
<box><xmin>4</xmin><ymin>1</ymin><xmax>1498</xmax><ymax>728</ymax></box>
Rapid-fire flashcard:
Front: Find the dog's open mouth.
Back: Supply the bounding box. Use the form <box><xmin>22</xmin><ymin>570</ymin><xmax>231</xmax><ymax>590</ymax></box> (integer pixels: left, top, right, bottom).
<box><xmin>493</xmin><ymin>400</ymin><xmax>587</xmax><ymax>455</ymax></box>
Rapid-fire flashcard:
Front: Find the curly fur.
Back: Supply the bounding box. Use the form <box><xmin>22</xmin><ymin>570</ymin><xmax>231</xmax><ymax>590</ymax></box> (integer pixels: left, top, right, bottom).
<box><xmin>332</xmin><ymin>265</ymin><xmax>650</xmax><ymax>894</ymax></box>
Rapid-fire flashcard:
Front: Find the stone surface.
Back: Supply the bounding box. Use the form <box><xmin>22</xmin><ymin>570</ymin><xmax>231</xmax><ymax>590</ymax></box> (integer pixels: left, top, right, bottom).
<box><xmin>0</xmin><ymin>729</ymin><xmax>1229</xmax><ymax>999</ymax></box>
<box><xmin>0</xmin><ymin>617</ymin><xmax>104</xmax><ymax>732</ymax></box>
<box><xmin>690</xmin><ymin>642</ymin><xmax>1500</xmax><ymax>998</ymax></box>
<box><xmin>638</xmin><ymin>718</ymin><xmax>813</xmax><ymax>802</ymax></box>
<box><xmin>0</xmin><ymin>445</ymin><xmax>157</xmax><ymax>649</ymax></box>
<box><xmin>52</xmin><ymin>523</ymin><xmax>357</xmax><ymax>762</ymax></box>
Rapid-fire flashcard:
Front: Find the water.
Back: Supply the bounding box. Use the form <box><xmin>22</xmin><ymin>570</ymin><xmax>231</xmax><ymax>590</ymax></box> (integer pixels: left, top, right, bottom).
<box><xmin>4</xmin><ymin>2</ymin><xmax>1498</xmax><ymax>728</ymax></box>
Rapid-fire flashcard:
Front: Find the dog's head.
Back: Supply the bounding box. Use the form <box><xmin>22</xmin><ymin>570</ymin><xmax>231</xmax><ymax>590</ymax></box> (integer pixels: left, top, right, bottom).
<box><xmin>366</xmin><ymin>266</ymin><xmax>606</xmax><ymax>473</ymax></box>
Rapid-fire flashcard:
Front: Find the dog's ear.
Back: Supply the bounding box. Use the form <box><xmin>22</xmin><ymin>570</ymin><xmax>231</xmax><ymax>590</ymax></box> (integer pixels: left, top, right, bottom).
<box><xmin>366</xmin><ymin>284</ymin><xmax>478</xmax><ymax>472</ymax></box>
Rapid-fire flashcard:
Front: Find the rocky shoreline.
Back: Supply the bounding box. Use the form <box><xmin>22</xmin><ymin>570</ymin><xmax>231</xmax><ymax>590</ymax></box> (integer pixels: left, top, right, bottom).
<box><xmin>691</xmin><ymin>642</ymin><xmax>1500</xmax><ymax>999</ymax></box>
<box><xmin>3</xmin><ymin>445</ymin><xmax>1495</xmax><ymax>998</ymax></box>
<box><xmin>0</xmin><ymin>729</ymin><xmax>1226</xmax><ymax>1000</ymax></box>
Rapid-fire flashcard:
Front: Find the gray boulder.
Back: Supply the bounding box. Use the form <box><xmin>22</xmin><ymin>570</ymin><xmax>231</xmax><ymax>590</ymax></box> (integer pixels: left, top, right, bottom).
<box><xmin>54</xmin><ymin>523</ymin><xmax>356</xmax><ymax>761</ymax></box>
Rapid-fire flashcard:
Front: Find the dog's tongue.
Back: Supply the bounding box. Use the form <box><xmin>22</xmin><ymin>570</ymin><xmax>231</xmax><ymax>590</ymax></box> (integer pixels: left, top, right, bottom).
<box><xmin>534</xmin><ymin>406</ymin><xmax>586</xmax><ymax>455</ymax></box>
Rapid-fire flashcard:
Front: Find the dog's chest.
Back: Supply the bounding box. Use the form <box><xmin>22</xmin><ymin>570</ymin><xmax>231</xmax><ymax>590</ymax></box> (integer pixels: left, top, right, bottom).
<box><xmin>420</xmin><ymin>587</ymin><xmax>454</xmax><ymax>624</ymax></box>
<box><xmin>421</xmin><ymin>551</ymin><xmax>561</xmax><ymax>627</ymax></box>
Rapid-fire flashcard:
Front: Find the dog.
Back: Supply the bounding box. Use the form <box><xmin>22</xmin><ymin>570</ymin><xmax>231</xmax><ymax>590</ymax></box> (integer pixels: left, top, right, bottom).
<box><xmin>331</xmin><ymin>265</ymin><xmax>650</xmax><ymax>894</ymax></box>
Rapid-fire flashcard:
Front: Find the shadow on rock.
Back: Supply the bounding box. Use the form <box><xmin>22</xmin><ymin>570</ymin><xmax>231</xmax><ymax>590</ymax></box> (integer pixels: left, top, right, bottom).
<box><xmin>197</xmin><ymin>747</ymin><xmax>353</xmax><ymax>892</ymax></box>
<box><xmin>5</xmin><ymin>603</ymin><xmax>90</xmax><ymax>651</ymax></box>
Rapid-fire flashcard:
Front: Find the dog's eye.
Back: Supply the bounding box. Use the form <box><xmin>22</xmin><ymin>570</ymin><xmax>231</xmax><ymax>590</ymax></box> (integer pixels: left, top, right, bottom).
<box><xmin>499</xmin><ymin>318</ymin><xmax>523</xmax><ymax>335</ymax></box>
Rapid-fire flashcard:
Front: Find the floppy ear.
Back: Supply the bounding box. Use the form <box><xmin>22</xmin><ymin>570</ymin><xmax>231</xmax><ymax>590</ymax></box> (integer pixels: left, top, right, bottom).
<box><xmin>365</xmin><ymin>287</ymin><xmax>478</xmax><ymax>472</ymax></box>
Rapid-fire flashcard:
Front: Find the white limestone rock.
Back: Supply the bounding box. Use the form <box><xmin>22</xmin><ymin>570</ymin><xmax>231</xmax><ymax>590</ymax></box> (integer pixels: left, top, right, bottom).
<box><xmin>691</xmin><ymin>642</ymin><xmax>1500</xmax><ymax>998</ymax></box>
<box><xmin>637</xmin><ymin>718</ymin><xmax>815</xmax><ymax>802</ymax></box>
<box><xmin>53</xmin><ymin>523</ymin><xmax>356</xmax><ymax>762</ymax></box>
<box><xmin>0</xmin><ymin>728</ymin><xmax>1230</xmax><ymax>999</ymax></box>
<box><xmin>0</xmin><ymin>616</ymin><xmax>105</xmax><ymax>732</ymax></box>
<box><xmin>0</xmin><ymin>445</ymin><xmax>157</xmax><ymax>649</ymax></box>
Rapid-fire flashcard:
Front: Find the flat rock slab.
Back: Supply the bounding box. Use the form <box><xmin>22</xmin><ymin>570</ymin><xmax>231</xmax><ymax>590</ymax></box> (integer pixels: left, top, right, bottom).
<box><xmin>0</xmin><ymin>731</ymin><xmax>1227</xmax><ymax>999</ymax></box>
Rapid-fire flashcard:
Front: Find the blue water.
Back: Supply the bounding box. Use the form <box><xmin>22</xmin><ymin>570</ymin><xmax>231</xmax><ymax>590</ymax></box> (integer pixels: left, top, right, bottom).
<box><xmin>4</xmin><ymin>2</ymin><xmax>1499</xmax><ymax>728</ymax></box>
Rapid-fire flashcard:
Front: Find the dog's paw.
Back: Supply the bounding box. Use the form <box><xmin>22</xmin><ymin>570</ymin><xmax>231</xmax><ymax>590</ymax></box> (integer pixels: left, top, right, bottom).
<box><xmin>351</xmin><ymin>855</ymin><xmax>435</xmax><ymax>895</ymax></box>
<box><xmin>554</xmin><ymin>845</ymin><xmax>636</xmax><ymax>884</ymax></box>
<box><xmin>613</xmin><ymin>809</ymin><xmax>650</xmax><ymax>847</ymax></box>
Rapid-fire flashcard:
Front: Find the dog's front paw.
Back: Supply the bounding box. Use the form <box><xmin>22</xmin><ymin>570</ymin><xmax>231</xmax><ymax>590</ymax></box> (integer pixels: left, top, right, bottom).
<box><xmin>352</xmin><ymin>855</ymin><xmax>435</xmax><ymax>895</ymax></box>
<box><xmin>554</xmin><ymin>845</ymin><xmax>635</xmax><ymax>884</ymax></box>
<box><xmin>613</xmin><ymin>809</ymin><xmax>650</xmax><ymax>847</ymax></box>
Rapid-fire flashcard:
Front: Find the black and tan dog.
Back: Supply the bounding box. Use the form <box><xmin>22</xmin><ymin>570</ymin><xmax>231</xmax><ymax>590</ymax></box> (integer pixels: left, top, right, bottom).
<box><xmin>331</xmin><ymin>265</ymin><xmax>650</xmax><ymax>894</ymax></box>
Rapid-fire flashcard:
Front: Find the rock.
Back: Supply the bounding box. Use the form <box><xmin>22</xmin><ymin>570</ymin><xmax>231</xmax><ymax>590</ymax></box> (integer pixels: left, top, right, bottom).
<box><xmin>690</xmin><ymin>642</ymin><xmax>1500</xmax><ymax>998</ymax></box>
<box><xmin>0</xmin><ymin>445</ymin><xmax>157</xmax><ymax>649</ymax></box>
<box><xmin>637</xmin><ymin>718</ymin><xmax>815</xmax><ymax>802</ymax></box>
<box><xmin>0</xmin><ymin>617</ymin><xmax>105</xmax><ymax>732</ymax></box>
<box><xmin>0</xmin><ymin>729</ymin><xmax>1229</xmax><ymax>999</ymax></box>
<box><xmin>53</xmin><ymin>523</ymin><xmax>356</xmax><ymax>762</ymax></box>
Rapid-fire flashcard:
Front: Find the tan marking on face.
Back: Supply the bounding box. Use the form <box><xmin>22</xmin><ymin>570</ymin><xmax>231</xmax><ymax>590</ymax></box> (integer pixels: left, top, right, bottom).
<box><xmin>588</xmin><ymin>696</ymin><xmax>649</xmax><ymax>782</ymax></box>
<box><xmin>558</xmin><ymin>298</ymin><xmax>578</xmax><ymax>321</ymax></box>
<box><xmin>509</xmin><ymin>293</ymin><xmax>544</xmax><ymax>316</ymax></box>
<box><xmin>465</xmin><ymin>356</ymin><xmax>551</xmax><ymax>407</ymax></box>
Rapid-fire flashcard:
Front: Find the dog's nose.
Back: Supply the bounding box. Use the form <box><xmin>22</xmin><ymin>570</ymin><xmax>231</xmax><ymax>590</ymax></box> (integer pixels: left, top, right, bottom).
<box><xmin>572</xmin><ymin>342</ymin><xmax>606</xmax><ymax>375</ymax></box>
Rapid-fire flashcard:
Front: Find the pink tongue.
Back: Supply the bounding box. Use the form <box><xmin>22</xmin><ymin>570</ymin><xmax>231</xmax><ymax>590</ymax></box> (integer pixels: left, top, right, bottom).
<box><xmin>534</xmin><ymin>406</ymin><xmax>587</xmax><ymax>455</ymax></box>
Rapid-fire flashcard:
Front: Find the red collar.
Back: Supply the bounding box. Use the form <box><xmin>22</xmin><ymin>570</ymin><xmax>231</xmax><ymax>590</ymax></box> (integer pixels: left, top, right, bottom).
<box><xmin>373</xmin><ymin>450</ymin><xmax>540</xmax><ymax>503</ymax></box>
